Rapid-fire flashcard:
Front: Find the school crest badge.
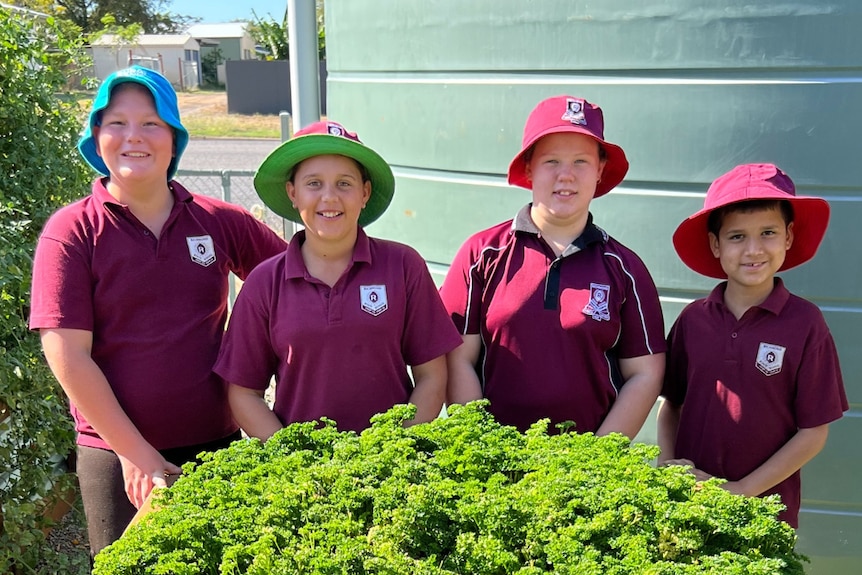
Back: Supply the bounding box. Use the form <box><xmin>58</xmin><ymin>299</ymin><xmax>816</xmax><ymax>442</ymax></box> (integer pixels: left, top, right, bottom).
<box><xmin>186</xmin><ymin>235</ymin><xmax>216</xmax><ymax>267</ymax></box>
<box><xmin>755</xmin><ymin>342</ymin><xmax>786</xmax><ymax>376</ymax></box>
<box><xmin>360</xmin><ymin>285</ymin><xmax>388</xmax><ymax>316</ymax></box>
<box><xmin>582</xmin><ymin>283</ymin><xmax>611</xmax><ymax>321</ymax></box>
<box><xmin>561</xmin><ymin>97</ymin><xmax>587</xmax><ymax>125</ymax></box>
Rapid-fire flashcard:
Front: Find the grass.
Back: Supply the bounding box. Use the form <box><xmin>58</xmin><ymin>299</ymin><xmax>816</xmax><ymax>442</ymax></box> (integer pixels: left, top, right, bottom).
<box><xmin>63</xmin><ymin>87</ymin><xmax>282</xmax><ymax>139</ymax></box>
<box><xmin>183</xmin><ymin>110</ymin><xmax>282</xmax><ymax>139</ymax></box>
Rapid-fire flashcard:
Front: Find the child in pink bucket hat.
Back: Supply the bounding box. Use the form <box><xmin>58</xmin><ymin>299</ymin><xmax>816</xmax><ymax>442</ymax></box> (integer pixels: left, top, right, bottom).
<box><xmin>440</xmin><ymin>95</ymin><xmax>666</xmax><ymax>439</ymax></box>
<box><xmin>658</xmin><ymin>163</ymin><xmax>848</xmax><ymax>528</ymax></box>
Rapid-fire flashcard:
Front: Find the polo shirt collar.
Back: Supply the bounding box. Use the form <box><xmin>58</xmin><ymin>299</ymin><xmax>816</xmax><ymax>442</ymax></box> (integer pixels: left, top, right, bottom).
<box><xmin>511</xmin><ymin>203</ymin><xmax>608</xmax><ymax>257</ymax></box>
<box><xmin>707</xmin><ymin>277</ymin><xmax>790</xmax><ymax>316</ymax></box>
<box><xmin>284</xmin><ymin>227</ymin><xmax>373</xmax><ymax>280</ymax></box>
<box><xmin>92</xmin><ymin>177</ymin><xmax>194</xmax><ymax>207</ymax></box>
<box><xmin>511</xmin><ymin>204</ymin><xmax>609</xmax><ymax>311</ymax></box>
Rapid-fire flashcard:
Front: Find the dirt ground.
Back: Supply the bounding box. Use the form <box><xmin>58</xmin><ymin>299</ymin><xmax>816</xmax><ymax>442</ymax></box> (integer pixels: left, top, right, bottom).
<box><xmin>175</xmin><ymin>90</ymin><xmax>229</xmax><ymax>117</ymax></box>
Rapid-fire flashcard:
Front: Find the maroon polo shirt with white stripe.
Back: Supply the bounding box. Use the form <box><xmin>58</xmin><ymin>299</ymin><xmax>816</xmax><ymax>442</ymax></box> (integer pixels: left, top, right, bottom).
<box><xmin>29</xmin><ymin>178</ymin><xmax>287</xmax><ymax>451</ymax></box>
<box><xmin>213</xmin><ymin>228</ymin><xmax>462</xmax><ymax>433</ymax></box>
<box><xmin>440</xmin><ymin>205</ymin><xmax>666</xmax><ymax>433</ymax></box>
<box><xmin>662</xmin><ymin>278</ymin><xmax>848</xmax><ymax>527</ymax></box>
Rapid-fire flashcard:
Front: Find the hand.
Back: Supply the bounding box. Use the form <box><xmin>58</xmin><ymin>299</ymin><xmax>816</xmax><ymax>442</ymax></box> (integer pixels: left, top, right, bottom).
<box><xmin>118</xmin><ymin>453</ymin><xmax>183</xmax><ymax>508</ymax></box>
<box><xmin>661</xmin><ymin>459</ymin><xmax>715</xmax><ymax>483</ymax></box>
<box><xmin>661</xmin><ymin>458</ymin><xmax>697</xmax><ymax>468</ymax></box>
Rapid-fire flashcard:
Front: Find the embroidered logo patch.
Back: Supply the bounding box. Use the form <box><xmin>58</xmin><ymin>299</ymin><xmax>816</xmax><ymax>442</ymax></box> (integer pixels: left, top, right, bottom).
<box><xmin>756</xmin><ymin>342</ymin><xmax>786</xmax><ymax>376</ymax></box>
<box><xmin>561</xmin><ymin>97</ymin><xmax>587</xmax><ymax>125</ymax></box>
<box><xmin>186</xmin><ymin>235</ymin><xmax>216</xmax><ymax>267</ymax></box>
<box><xmin>360</xmin><ymin>285</ymin><xmax>388</xmax><ymax>316</ymax></box>
<box><xmin>582</xmin><ymin>283</ymin><xmax>611</xmax><ymax>321</ymax></box>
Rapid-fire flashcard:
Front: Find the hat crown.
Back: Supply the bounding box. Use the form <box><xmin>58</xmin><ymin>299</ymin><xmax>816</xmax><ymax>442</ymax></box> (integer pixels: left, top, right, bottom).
<box><xmin>523</xmin><ymin>95</ymin><xmax>606</xmax><ymax>145</ymax></box>
<box><xmin>705</xmin><ymin>163</ymin><xmax>797</xmax><ymax>209</ymax></box>
<box><xmin>295</xmin><ymin>121</ymin><xmax>363</xmax><ymax>144</ymax></box>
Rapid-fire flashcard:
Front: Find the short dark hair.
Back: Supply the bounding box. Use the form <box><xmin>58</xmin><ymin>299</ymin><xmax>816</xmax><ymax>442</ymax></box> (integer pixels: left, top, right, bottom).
<box><xmin>706</xmin><ymin>199</ymin><xmax>795</xmax><ymax>236</ymax></box>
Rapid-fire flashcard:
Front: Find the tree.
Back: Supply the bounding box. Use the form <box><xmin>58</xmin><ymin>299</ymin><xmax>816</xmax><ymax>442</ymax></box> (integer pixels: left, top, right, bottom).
<box><xmin>13</xmin><ymin>0</ymin><xmax>195</xmax><ymax>34</ymax></box>
<box><xmin>0</xmin><ymin>6</ymin><xmax>93</xmax><ymax>574</ymax></box>
<box><xmin>249</xmin><ymin>0</ymin><xmax>326</xmax><ymax>61</ymax></box>
<box><xmin>200</xmin><ymin>46</ymin><xmax>223</xmax><ymax>87</ymax></box>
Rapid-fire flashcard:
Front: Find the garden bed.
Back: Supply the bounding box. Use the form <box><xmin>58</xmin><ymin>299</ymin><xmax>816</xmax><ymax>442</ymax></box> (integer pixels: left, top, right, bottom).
<box><xmin>94</xmin><ymin>402</ymin><xmax>805</xmax><ymax>574</ymax></box>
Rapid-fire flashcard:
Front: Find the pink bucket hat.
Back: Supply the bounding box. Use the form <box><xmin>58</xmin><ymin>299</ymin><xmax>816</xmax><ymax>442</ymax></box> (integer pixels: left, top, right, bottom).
<box><xmin>507</xmin><ymin>95</ymin><xmax>629</xmax><ymax>197</ymax></box>
<box><xmin>673</xmin><ymin>163</ymin><xmax>830</xmax><ymax>279</ymax></box>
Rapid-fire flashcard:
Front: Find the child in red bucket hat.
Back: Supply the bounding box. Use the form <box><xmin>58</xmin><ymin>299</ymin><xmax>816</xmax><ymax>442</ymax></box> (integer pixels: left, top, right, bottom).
<box><xmin>658</xmin><ymin>163</ymin><xmax>848</xmax><ymax>528</ymax></box>
<box><xmin>440</xmin><ymin>95</ymin><xmax>666</xmax><ymax>438</ymax></box>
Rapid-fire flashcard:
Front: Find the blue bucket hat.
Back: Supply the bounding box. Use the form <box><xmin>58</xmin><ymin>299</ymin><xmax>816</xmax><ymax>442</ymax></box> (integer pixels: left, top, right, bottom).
<box><xmin>77</xmin><ymin>66</ymin><xmax>189</xmax><ymax>180</ymax></box>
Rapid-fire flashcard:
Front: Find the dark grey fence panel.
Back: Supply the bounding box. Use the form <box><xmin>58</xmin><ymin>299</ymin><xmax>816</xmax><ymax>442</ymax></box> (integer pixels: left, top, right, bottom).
<box><xmin>225</xmin><ymin>60</ymin><xmax>327</xmax><ymax>116</ymax></box>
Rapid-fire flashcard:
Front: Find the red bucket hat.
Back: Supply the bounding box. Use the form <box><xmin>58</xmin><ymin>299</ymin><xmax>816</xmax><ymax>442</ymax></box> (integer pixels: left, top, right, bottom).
<box><xmin>507</xmin><ymin>95</ymin><xmax>629</xmax><ymax>198</ymax></box>
<box><xmin>673</xmin><ymin>163</ymin><xmax>830</xmax><ymax>279</ymax></box>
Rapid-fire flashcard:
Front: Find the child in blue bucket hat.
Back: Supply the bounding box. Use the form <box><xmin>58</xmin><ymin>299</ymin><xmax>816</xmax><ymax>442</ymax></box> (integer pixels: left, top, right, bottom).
<box><xmin>29</xmin><ymin>65</ymin><xmax>286</xmax><ymax>557</ymax></box>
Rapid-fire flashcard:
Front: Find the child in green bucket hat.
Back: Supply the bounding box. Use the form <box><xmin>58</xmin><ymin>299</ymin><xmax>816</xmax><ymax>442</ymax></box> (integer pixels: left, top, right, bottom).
<box><xmin>214</xmin><ymin>121</ymin><xmax>462</xmax><ymax>438</ymax></box>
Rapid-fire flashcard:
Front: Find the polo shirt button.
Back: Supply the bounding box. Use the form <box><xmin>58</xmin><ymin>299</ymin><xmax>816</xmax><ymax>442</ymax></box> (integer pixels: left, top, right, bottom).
<box><xmin>731</xmin><ymin>332</ymin><xmax>738</xmax><ymax>338</ymax></box>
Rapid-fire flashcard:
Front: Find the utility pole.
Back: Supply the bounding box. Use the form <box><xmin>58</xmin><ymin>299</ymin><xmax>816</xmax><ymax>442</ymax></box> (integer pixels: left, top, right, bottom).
<box><xmin>287</xmin><ymin>0</ymin><xmax>321</xmax><ymax>131</ymax></box>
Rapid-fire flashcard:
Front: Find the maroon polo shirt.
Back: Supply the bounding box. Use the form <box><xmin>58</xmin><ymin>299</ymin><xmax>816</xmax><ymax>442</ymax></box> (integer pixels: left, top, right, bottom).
<box><xmin>662</xmin><ymin>278</ymin><xmax>848</xmax><ymax>527</ymax></box>
<box><xmin>439</xmin><ymin>205</ymin><xmax>666</xmax><ymax>433</ymax></box>
<box><xmin>213</xmin><ymin>228</ymin><xmax>462</xmax><ymax>433</ymax></box>
<box><xmin>29</xmin><ymin>178</ymin><xmax>286</xmax><ymax>451</ymax></box>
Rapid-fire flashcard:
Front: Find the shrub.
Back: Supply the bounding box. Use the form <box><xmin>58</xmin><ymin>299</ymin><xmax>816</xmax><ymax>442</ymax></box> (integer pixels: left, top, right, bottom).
<box><xmin>94</xmin><ymin>402</ymin><xmax>805</xmax><ymax>575</ymax></box>
<box><xmin>0</xmin><ymin>8</ymin><xmax>92</xmax><ymax>574</ymax></box>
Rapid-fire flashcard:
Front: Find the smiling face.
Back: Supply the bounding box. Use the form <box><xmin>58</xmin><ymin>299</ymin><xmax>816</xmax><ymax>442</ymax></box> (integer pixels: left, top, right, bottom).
<box><xmin>525</xmin><ymin>132</ymin><xmax>606</xmax><ymax>232</ymax></box>
<box><xmin>93</xmin><ymin>83</ymin><xmax>175</xmax><ymax>189</ymax></box>
<box><xmin>709</xmin><ymin>205</ymin><xmax>795</xmax><ymax>300</ymax></box>
<box><xmin>286</xmin><ymin>154</ymin><xmax>371</xmax><ymax>246</ymax></box>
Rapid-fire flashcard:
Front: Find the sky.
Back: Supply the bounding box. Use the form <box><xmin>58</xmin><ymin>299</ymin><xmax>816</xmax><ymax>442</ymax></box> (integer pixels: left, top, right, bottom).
<box><xmin>168</xmin><ymin>0</ymin><xmax>288</xmax><ymax>24</ymax></box>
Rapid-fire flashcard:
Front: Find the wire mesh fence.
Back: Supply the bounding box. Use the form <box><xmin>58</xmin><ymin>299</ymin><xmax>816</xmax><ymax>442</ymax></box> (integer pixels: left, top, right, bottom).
<box><xmin>175</xmin><ymin>169</ymin><xmax>298</xmax><ymax>240</ymax></box>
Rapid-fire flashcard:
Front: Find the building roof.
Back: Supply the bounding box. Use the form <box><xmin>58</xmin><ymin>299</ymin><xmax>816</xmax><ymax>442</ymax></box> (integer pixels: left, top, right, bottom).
<box><xmin>186</xmin><ymin>23</ymin><xmax>249</xmax><ymax>39</ymax></box>
<box><xmin>91</xmin><ymin>34</ymin><xmax>196</xmax><ymax>47</ymax></box>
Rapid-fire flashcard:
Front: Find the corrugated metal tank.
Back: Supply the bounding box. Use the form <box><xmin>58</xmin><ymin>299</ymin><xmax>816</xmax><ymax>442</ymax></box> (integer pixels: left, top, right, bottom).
<box><xmin>325</xmin><ymin>1</ymin><xmax>862</xmax><ymax>570</ymax></box>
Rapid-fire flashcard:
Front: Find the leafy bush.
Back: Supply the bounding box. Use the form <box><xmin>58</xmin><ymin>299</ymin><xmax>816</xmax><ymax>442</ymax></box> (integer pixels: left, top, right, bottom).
<box><xmin>200</xmin><ymin>47</ymin><xmax>223</xmax><ymax>88</ymax></box>
<box><xmin>94</xmin><ymin>402</ymin><xmax>805</xmax><ymax>575</ymax></box>
<box><xmin>0</xmin><ymin>8</ymin><xmax>92</xmax><ymax>574</ymax></box>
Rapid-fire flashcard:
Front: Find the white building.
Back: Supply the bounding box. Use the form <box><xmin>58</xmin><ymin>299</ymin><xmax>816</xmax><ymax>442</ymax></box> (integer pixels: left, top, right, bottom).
<box><xmin>89</xmin><ymin>34</ymin><xmax>201</xmax><ymax>89</ymax></box>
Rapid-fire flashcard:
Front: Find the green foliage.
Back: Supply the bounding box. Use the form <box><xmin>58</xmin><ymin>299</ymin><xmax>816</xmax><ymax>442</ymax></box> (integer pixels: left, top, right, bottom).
<box><xmin>0</xmin><ymin>7</ymin><xmax>92</xmax><ymax>574</ymax></box>
<box><xmin>200</xmin><ymin>47</ymin><xmax>223</xmax><ymax>88</ymax></box>
<box><xmin>249</xmin><ymin>0</ymin><xmax>326</xmax><ymax>61</ymax></box>
<box><xmin>48</xmin><ymin>0</ymin><xmax>192</xmax><ymax>35</ymax></box>
<box><xmin>94</xmin><ymin>403</ymin><xmax>806</xmax><ymax>575</ymax></box>
<box><xmin>87</xmin><ymin>13</ymin><xmax>144</xmax><ymax>45</ymax></box>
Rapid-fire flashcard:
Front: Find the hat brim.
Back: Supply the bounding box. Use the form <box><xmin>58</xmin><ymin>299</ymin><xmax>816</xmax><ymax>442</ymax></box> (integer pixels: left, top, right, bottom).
<box><xmin>507</xmin><ymin>125</ymin><xmax>629</xmax><ymax>197</ymax></box>
<box><xmin>673</xmin><ymin>195</ymin><xmax>830</xmax><ymax>279</ymax></box>
<box><xmin>254</xmin><ymin>134</ymin><xmax>395</xmax><ymax>227</ymax></box>
<box><xmin>77</xmin><ymin>69</ymin><xmax>189</xmax><ymax>180</ymax></box>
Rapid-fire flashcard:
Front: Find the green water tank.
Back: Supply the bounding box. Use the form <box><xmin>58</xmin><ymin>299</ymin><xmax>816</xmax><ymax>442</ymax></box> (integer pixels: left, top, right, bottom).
<box><xmin>325</xmin><ymin>1</ymin><xmax>862</xmax><ymax>571</ymax></box>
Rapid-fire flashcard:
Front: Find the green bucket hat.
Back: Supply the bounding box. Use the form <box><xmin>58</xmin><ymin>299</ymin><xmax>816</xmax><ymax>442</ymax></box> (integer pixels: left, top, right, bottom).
<box><xmin>254</xmin><ymin>121</ymin><xmax>395</xmax><ymax>227</ymax></box>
